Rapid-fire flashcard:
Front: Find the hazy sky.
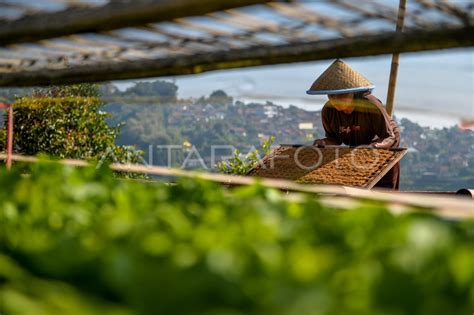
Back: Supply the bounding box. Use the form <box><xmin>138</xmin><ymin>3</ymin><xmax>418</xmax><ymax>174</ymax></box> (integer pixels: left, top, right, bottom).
<box><xmin>118</xmin><ymin>48</ymin><xmax>473</xmax><ymax>128</ymax></box>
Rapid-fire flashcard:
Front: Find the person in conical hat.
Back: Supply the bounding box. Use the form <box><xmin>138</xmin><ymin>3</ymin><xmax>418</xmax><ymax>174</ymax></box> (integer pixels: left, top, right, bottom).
<box><xmin>308</xmin><ymin>59</ymin><xmax>401</xmax><ymax>190</ymax></box>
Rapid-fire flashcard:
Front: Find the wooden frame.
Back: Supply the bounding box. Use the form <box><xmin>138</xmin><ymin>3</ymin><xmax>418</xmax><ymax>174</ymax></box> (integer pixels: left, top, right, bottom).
<box><xmin>248</xmin><ymin>145</ymin><xmax>408</xmax><ymax>190</ymax></box>
<box><xmin>1</xmin><ymin>26</ymin><xmax>472</xmax><ymax>87</ymax></box>
<box><xmin>0</xmin><ymin>0</ymin><xmax>271</xmax><ymax>46</ymax></box>
<box><xmin>0</xmin><ymin>152</ymin><xmax>472</xmax><ymax>218</ymax></box>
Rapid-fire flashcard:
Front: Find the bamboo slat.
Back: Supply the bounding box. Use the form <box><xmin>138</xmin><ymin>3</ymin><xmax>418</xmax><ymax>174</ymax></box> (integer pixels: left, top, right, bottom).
<box><xmin>173</xmin><ymin>19</ymin><xmax>246</xmax><ymax>49</ymax></box>
<box><xmin>334</xmin><ymin>0</ymin><xmax>431</xmax><ymax>29</ymax></box>
<box><xmin>0</xmin><ymin>0</ymin><xmax>272</xmax><ymax>46</ymax></box>
<box><xmin>0</xmin><ymin>57</ymin><xmax>23</xmax><ymax>66</ymax></box>
<box><xmin>175</xmin><ymin>18</ymin><xmax>236</xmax><ymax>36</ymax></box>
<box><xmin>142</xmin><ymin>25</ymin><xmax>219</xmax><ymax>53</ymax></box>
<box><xmin>269</xmin><ymin>3</ymin><xmax>360</xmax><ymax>37</ymax></box>
<box><xmin>223</xmin><ymin>8</ymin><xmax>321</xmax><ymax>42</ymax></box>
<box><xmin>204</xmin><ymin>14</ymin><xmax>274</xmax><ymax>46</ymax></box>
<box><xmin>3</xmin><ymin>44</ymin><xmax>79</xmax><ymax>58</ymax></box>
<box><xmin>0</xmin><ymin>26</ymin><xmax>471</xmax><ymax>87</ymax></box>
<box><xmin>415</xmin><ymin>0</ymin><xmax>472</xmax><ymax>25</ymax></box>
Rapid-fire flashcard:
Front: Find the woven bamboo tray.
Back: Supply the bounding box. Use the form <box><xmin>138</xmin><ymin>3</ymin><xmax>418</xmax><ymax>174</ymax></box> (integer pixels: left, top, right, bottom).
<box><xmin>248</xmin><ymin>145</ymin><xmax>407</xmax><ymax>189</ymax></box>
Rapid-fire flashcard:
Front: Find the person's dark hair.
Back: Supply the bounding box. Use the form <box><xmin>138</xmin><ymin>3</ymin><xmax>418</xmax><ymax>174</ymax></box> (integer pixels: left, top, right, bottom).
<box><xmin>353</xmin><ymin>91</ymin><xmax>371</xmax><ymax>99</ymax></box>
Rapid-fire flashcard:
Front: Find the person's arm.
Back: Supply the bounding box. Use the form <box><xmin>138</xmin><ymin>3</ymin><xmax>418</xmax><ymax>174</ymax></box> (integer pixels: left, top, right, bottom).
<box><xmin>314</xmin><ymin>105</ymin><xmax>342</xmax><ymax>146</ymax></box>
<box><xmin>369</xmin><ymin>98</ymin><xmax>400</xmax><ymax>149</ymax></box>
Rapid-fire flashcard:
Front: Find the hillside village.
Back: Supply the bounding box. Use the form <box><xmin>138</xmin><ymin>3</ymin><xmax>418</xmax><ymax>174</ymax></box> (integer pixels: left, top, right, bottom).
<box><xmin>1</xmin><ymin>81</ymin><xmax>473</xmax><ymax>191</ymax></box>
<box><xmin>167</xmin><ymin>101</ymin><xmax>323</xmax><ymax>144</ymax></box>
<box><xmin>98</xmin><ymin>81</ymin><xmax>473</xmax><ymax>191</ymax></box>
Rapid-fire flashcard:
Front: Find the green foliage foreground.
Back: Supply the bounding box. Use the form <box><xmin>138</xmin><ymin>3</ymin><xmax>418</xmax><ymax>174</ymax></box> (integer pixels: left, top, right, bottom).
<box><xmin>0</xmin><ymin>163</ymin><xmax>473</xmax><ymax>315</ymax></box>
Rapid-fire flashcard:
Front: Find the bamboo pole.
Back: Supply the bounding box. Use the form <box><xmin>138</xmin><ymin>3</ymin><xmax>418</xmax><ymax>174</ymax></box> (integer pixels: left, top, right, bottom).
<box><xmin>0</xmin><ymin>153</ymin><xmax>473</xmax><ymax>219</ymax></box>
<box><xmin>0</xmin><ymin>102</ymin><xmax>12</xmax><ymax>170</ymax></box>
<box><xmin>386</xmin><ymin>0</ymin><xmax>407</xmax><ymax>117</ymax></box>
<box><xmin>6</xmin><ymin>105</ymin><xmax>13</xmax><ymax>170</ymax></box>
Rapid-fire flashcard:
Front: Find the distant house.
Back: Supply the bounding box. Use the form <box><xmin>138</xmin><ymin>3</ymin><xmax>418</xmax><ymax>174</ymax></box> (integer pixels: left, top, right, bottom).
<box><xmin>263</xmin><ymin>105</ymin><xmax>279</xmax><ymax>118</ymax></box>
<box><xmin>203</xmin><ymin>103</ymin><xmax>215</xmax><ymax>112</ymax></box>
<box><xmin>298</xmin><ymin>122</ymin><xmax>314</xmax><ymax>130</ymax></box>
<box><xmin>230</xmin><ymin>127</ymin><xmax>247</xmax><ymax>137</ymax></box>
<box><xmin>209</xmin><ymin>111</ymin><xmax>225</xmax><ymax>120</ymax></box>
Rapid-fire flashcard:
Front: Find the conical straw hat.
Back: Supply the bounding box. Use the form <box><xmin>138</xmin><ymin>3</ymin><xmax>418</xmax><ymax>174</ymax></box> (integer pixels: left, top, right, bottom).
<box><xmin>306</xmin><ymin>59</ymin><xmax>374</xmax><ymax>95</ymax></box>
